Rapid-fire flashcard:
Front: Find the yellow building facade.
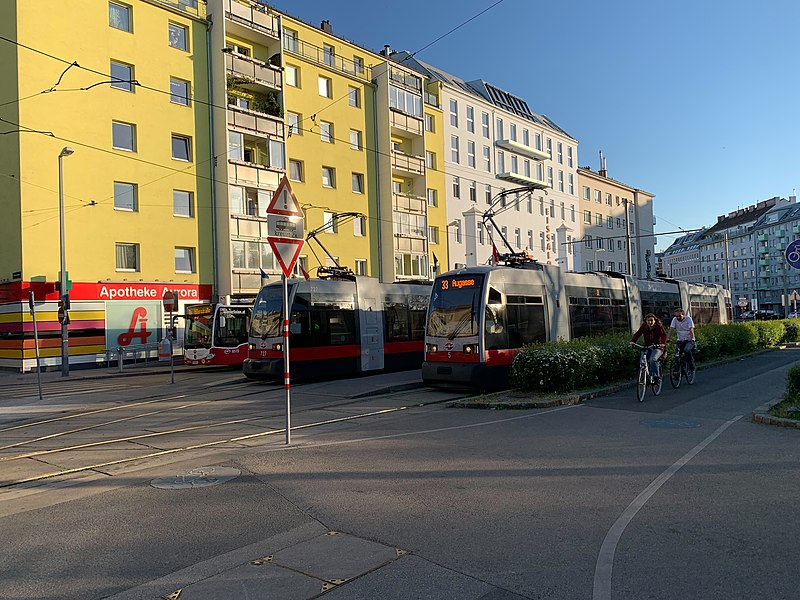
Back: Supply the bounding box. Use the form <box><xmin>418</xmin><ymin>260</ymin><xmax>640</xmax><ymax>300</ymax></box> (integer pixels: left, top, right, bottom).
<box><xmin>0</xmin><ymin>0</ymin><xmax>212</xmax><ymax>369</ymax></box>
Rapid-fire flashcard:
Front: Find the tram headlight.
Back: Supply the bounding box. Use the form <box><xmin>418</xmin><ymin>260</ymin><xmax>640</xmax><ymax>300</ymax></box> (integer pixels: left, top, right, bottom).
<box><xmin>249</xmin><ymin>343</ymin><xmax>256</xmax><ymax>351</ymax></box>
<box><xmin>426</xmin><ymin>343</ymin><xmax>438</xmax><ymax>353</ymax></box>
<box><xmin>463</xmin><ymin>344</ymin><xmax>479</xmax><ymax>354</ymax></box>
<box><xmin>272</xmin><ymin>343</ymin><xmax>283</xmax><ymax>352</ymax></box>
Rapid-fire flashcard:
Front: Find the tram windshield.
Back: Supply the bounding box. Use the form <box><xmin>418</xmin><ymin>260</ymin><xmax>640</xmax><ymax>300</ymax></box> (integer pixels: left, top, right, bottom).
<box><xmin>426</xmin><ymin>274</ymin><xmax>485</xmax><ymax>339</ymax></box>
<box><xmin>250</xmin><ymin>285</ymin><xmax>285</xmax><ymax>339</ymax></box>
<box><xmin>184</xmin><ymin>305</ymin><xmax>213</xmax><ymax>349</ymax></box>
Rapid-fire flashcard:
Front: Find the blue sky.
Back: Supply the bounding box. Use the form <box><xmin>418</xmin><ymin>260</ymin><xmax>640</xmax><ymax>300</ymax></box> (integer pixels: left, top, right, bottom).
<box><xmin>273</xmin><ymin>0</ymin><xmax>799</xmax><ymax>250</ymax></box>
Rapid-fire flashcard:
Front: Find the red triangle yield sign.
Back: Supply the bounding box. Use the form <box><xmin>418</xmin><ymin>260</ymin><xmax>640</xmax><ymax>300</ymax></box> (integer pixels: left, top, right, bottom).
<box><xmin>267</xmin><ymin>176</ymin><xmax>303</xmax><ymax>217</ymax></box>
<box><xmin>269</xmin><ymin>237</ymin><xmax>305</xmax><ymax>277</ymax></box>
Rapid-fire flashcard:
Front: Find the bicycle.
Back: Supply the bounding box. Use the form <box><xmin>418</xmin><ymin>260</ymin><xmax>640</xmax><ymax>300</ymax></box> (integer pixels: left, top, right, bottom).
<box><xmin>669</xmin><ymin>342</ymin><xmax>697</xmax><ymax>388</ymax></box>
<box><xmin>631</xmin><ymin>343</ymin><xmax>663</xmax><ymax>402</ymax></box>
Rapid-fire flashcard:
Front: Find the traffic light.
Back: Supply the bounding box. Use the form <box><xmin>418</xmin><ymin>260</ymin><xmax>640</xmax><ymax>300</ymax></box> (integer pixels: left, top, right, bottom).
<box><xmin>59</xmin><ymin>293</ymin><xmax>71</xmax><ymax>311</ymax></box>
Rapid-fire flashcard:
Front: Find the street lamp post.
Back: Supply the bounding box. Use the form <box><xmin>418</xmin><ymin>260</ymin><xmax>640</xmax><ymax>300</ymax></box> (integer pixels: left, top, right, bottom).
<box><xmin>593</xmin><ymin>247</ymin><xmax>606</xmax><ymax>270</ymax></box>
<box><xmin>58</xmin><ymin>146</ymin><xmax>74</xmax><ymax>377</ymax></box>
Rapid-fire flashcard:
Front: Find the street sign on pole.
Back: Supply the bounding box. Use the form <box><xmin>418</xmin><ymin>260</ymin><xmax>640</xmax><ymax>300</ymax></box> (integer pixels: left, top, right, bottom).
<box><xmin>162</xmin><ymin>289</ymin><xmax>176</xmax><ymax>312</ymax></box>
<box><xmin>269</xmin><ymin>238</ymin><xmax>305</xmax><ymax>278</ymax></box>
<box><xmin>737</xmin><ymin>299</ymin><xmax>748</xmax><ymax>308</ymax></box>
<box><xmin>267</xmin><ymin>176</ymin><xmax>303</xmax><ymax>217</ymax></box>
<box><xmin>785</xmin><ymin>240</ymin><xmax>800</xmax><ymax>270</ymax></box>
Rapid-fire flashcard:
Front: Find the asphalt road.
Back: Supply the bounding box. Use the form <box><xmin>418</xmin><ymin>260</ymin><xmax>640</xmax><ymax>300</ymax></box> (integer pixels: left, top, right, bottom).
<box><xmin>1</xmin><ymin>350</ymin><xmax>798</xmax><ymax>600</ymax></box>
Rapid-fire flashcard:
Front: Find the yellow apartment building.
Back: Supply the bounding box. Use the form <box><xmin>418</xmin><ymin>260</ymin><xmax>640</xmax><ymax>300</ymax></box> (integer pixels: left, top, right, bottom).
<box><xmin>0</xmin><ymin>0</ymin><xmax>212</xmax><ymax>370</ymax></box>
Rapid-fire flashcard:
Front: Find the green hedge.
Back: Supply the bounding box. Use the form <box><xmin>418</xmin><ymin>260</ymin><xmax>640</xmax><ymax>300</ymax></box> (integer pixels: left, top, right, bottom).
<box><xmin>786</xmin><ymin>364</ymin><xmax>800</xmax><ymax>400</ymax></box>
<box><xmin>511</xmin><ymin>320</ymin><xmax>795</xmax><ymax>394</ymax></box>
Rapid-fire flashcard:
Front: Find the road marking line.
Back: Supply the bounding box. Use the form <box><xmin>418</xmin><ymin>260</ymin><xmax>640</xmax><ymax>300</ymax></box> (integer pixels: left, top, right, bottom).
<box><xmin>592</xmin><ymin>415</ymin><xmax>742</xmax><ymax>600</ymax></box>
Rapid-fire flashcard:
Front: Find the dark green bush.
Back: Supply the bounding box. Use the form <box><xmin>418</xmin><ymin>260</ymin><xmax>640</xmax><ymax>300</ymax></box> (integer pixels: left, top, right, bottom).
<box><xmin>785</xmin><ymin>364</ymin><xmax>800</xmax><ymax>400</ymax></box>
<box><xmin>746</xmin><ymin>321</ymin><xmax>785</xmax><ymax>347</ymax></box>
<box><xmin>782</xmin><ymin>320</ymin><xmax>800</xmax><ymax>343</ymax></box>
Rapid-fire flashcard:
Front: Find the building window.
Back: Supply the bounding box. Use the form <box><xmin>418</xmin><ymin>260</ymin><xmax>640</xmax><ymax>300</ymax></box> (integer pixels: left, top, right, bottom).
<box><xmin>170</xmin><ymin>78</ymin><xmax>190</xmax><ymax>106</ymax></box>
<box><xmin>318</xmin><ymin>76</ymin><xmax>332</xmax><ymax>98</ymax></box>
<box><xmin>349</xmin><ymin>129</ymin><xmax>362</xmax><ymax>150</ymax></box>
<box><xmin>467</xmin><ymin>141</ymin><xmax>476</xmax><ymax>168</ymax></box>
<box><xmin>466</xmin><ymin>106</ymin><xmax>474</xmax><ymax>132</ymax></box>
<box><xmin>110</xmin><ymin>60</ymin><xmax>134</xmax><ymax>92</ymax></box>
<box><xmin>510</xmin><ymin>123</ymin><xmax>517</xmax><ymax>142</ymax></box>
<box><xmin>320</xmin><ymin>121</ymin><xmax>333</xmax><ymax>143</ymax></box>
<box><xmin>283</xmin><ymin>28</ymin><xmax>298</xmax><ymax>53</ymax></box>
<box><xmin>568</xmin><ymin>173</ymin><xmax>574</xmax><ymax>195</ymax></box>
<box><xmin>109</xmin><ymin>2</ymin><xmax>131</xmax><ymax>32</ymax></box>
<box><xmin>428</xmin><ymin>226</ymin><xmax>439</xmax><ymax>244</ymax></box>
<box><xmin>427</xmin><ymin>188</ymin><xmax>437</xmax><ymax>207</ymax></box>
<box><xmin>547</xmin><ymin>167</ymin><xmax>553</xmax><ymax>188</ymax></box>
<box><xmin>287</xmin><ymin>112</ymin><xmax>301</xmax><ymax>136</ymax></box>
<box><xmin>584</xmin><ymin>210</ymin><xmax>591</xmax><ymax>223</ymax></box>
<box><xmin>451</xmin><ymin>135</ymin><xmax>459</xmax><ymax>163</ymax></box>
<box><xmin>352</xmin><ymin>173</ymin><xmax>364</xmax><ymax>193</ymax></box>
<box><xmin>424</xmin><ymin>114</ymin><xmax>434</xmax><ymax>132</ymax></box>
<box><xmin>486</xmin><ymin>184</ymin><xmax>492</xmax><ymax>204</ymax></box>
<box><xmin>355</xmin><ymin>259</ymin><xmax>367</xmax><ymax>275</ymax></box>
<box><xmin>606</xmin><ymin>193</ymin><xmax>613</xmax><ymax>205</ymax></box>
<box><xmin>289</xmin><ymin>159</ymin><xmax>303</xmax><ymax>182</ymax></box>
<box><xmin>497</xmin><ymin>151</ymin><xmax>505</xmax><ymax>173</ymax></box>
<box><xmin>495</xmin><ymin>117</ymin><xmax>504</xmax><ymax>140</ymax></box>
<box><xmin>285</xmin><ymin>64</ymin><xmax>299</xmax><ymax>87</ymax></box>
<box><xmin>482</xmin><ymin>112</ymin><xmax>489</xmax><ymax>137</ymax></box>
<box><xmin>546</xmin><ymin>138</ymin><xmax>552</xmax><ymax>158</ymax></box>
<box><xmin>114</xmin><ymin>182</ymin><xmax>137</xmax><ymax>211</ymax></box>
<box><xmin>175</xmin><ymin>247</ymin><xmax>195</xmax><ymax>273</ymax></box>
<box><xmin>450</xmin><ymin>99</ymin><xmax>458</xmax><ymax>127</ymax></box>
<box><xmin>567</xmin><ymin>146</ymin><xmax>573</xmax><ymax>167</ymax></box>
<box><xmin>112</xmin><ymin>121</ymin><xmax>136</xmax><ymax>151</ymax></box>
<box><xmin>478</xmin><ymin>222</ymin><xmax>485</xmax><ymax>245</ymax></box>
<box><xmin>558</xmin><ymin>170</ymin><xmax>564</xmax><ymax>192</ymax></box>
<box><xmin>557</xmin><ymin>142</ymin><xmax>563</xmax><ymax>164</ymax></box>
<box><xmin>348</xmin><ymin>86</ymin><xmax>360</xmax><ymax>107</ymax></box>
<box><xmin>607</xmin><ymin>216</ymin><xmax>613</xmax><ymax>228</ymax></box>
<box><xmin>323</xmin><ymin>43</ymin><xmax>335</xmax><ymax>67</ymax></box>
<box><xmin>596</xmin><ymin>214</ymin><xmax>603</xmax><ymax>226</ymax></box>
<box><xmin>168</xmin><ymin>22</ymin><xmax>188</xmax><ymax>50</ymax></box>
<box><xmin>483</xmin><ymin>146</ymin><xmax>491</xmax><ymax>171</ymax></box>
<box><xmin>511</xmin><ymin>155</ymin><xmax>518</xmax><ymax>174</ymax></box>
<box><xmin>425</xmin><ymin>151</ymin><xmax>436</xmax><ymax>169</ymax></box>
<box><xmin>173</xmin><ymin>190</ymin><xmax>193</xmax><ymax>217</ymax></box>
<box><xmin>354</xmin><ymin>217</ymin><xmax>366</xmax><ymax>236</ymax></box>
<box><xmin>115</xmin><ymin>243</ymin><xmax>139</xmax><ymax>271</ymax></box>
<box><xmin>452</xmin><ymin>176</ymin><xmax>460</xmax><ymax>198</ymax></box>
<box><xmin>353</xmin><ymin>56</ymin><xmax>364</xmax><ymax>74</ymax></box>
<box><xmin>469</xmin><ymin>181</ymin><xmax>477</xmax><ymax>202</ymax></box>
<box><xmin>171</xmin><ymin>134</ymin><xmax>191</xmax><ymax>161</ymax></box>
<box><xmin>322</xmin><ymin>166</ymin><xmax>335</xmax><ymax>188</ymax></box>
<box><xmin>323</xmin><ymin>211</ymin><xmax>338</xmax><ymax>233</ymax></box>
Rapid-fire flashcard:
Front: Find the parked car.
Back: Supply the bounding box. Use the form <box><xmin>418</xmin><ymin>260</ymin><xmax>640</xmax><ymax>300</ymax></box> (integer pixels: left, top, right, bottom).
<box><xmin>740</xmin><ymin>310</ymin><xmax>755</xmax><ymax>320</ymax></box>
<box><xmin>754</xmin><ymin>310</ymin><xmax>780</xmax><ymax>320</ymax></box>
<box><xmin>788</xmin><ymin>311</ymin><xmax>800</xmax><ymax>319</ymax></box>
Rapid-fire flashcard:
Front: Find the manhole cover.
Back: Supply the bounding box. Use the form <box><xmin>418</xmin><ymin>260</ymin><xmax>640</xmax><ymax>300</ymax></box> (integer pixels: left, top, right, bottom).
<box><xmin>151</xmin><ymin>466</ymin><xmax>240</xmax><ymax>490</ymax></box>
<box><xmin>640</xmin><ymin>418</ymin><xmax>702</xmax><ymax>429</ymax></box>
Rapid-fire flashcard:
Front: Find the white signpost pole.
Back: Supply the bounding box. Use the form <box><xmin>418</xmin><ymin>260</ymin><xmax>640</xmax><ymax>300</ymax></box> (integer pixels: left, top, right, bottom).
<box><xmin>282</xmin><ymin>274</ymin><xmax>291</xmax><ymax>445</ymax></box>
<box><xmin>28</xmin><ymin>291</ymin><xmax>43</xmax><ymax>401</ymax></box>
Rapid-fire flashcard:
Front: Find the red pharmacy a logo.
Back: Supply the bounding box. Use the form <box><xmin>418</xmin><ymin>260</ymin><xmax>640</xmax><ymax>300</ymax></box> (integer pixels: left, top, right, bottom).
<box><xmin>117</xmin><ymin>307</ymin><xmax>153</xmax><ymax>346</ymax></box>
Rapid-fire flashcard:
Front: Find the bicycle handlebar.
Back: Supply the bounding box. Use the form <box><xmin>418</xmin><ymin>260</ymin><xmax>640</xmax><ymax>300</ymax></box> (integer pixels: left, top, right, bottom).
<box><xmin>630</xmin><ymin>343</ymin><xmax>663</xmax><ymax>350</ymax></box>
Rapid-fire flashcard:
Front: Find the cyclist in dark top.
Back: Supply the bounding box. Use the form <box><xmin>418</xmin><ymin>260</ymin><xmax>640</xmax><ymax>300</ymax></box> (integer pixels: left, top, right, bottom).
<box><xmin>630</xmin><ymin>313</ymin><xmax>667</xmax><ymax>382</ymax></box>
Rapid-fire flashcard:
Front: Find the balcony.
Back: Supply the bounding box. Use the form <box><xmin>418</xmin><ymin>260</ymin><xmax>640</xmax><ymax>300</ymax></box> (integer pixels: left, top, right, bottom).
<box><xmin>283</xmin><ymin>33</ymin><xmax>371</xmax><ymax>82</ymax></box>
<box><xmin>495</xmin><ymin>139</ymin><xmax>549</xmax><ymax>161</ymax></box>
<box><xmin>394</xmin><ymin>236</ymin><xmax>426</xmax><ymax>253</ymax></box>
<box><xmin>497</xmin><ymin>171</ymin><xmax>548</xmax><ymax>189</ymax></box>
<box><xmin>393</xmin><ymin>192</ymin><xmax>427</xmax><ymax>215</ymax></box>
<box><xmin>757</xmin><ymin>234</ymin><xmax>769</xmax><ymax>242</ymax></box>
<box><xmin>225</xmin><ymin>52</ymin><xmax>282</xmax><ymax>92</ymax></box>
<box><xmin>227</xmin><ymin>105</ymin><xmax>284</xmax><ymax>139</ymax></box>
<box><xmin>390</xmin><ymin>109</ymin><xmax>423</xmax><ymax>137</ymax></box>
<box><xmin>159</xmin><ymin>0</ymin><xmax>205</xmax><ymax>17</ymax></box>
<box><xmin>223</xmin><ymin>0</ymin><xmax>279</xmax><ymax>40</ymax></box>
<box><xmin>759</xmin><ymin>258</ymin><xmax>770</xmax><ymax>267</ymax></box>
<box><xmin>391</xmin><ymin>151</ymin><xmax>425</xmax><ymax>176</ymax></box>
<box><xmin>389</xmin><ymin>68</ymin><xmax>422</xmax><ymax>92</ymax></box>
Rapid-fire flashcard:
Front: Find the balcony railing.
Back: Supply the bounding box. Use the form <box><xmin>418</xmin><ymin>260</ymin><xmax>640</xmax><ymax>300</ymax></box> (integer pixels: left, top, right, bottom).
<box><xmin>227</xmin><ymin>105</ymin><xmax>284</xmax><ymax>139</ymax></box>
<box><xmin>424</xmin><ymin>91</ymin><xmax>440</xmax><ymax>108</ymax></box>
<box><xmin>390</xmin><ymin>109</ymin><xmax>423</xmax><ymax>137</ymax></box>
<box><xmin>225</xmin><ymin>53</ymin><xmax>282</xmax><ymax>91</ymax></box>
<box><xmin>394</xmin><ymin>236</ymin><xmax>426</xmax><ymax>253</ymax></box>
<box><xmin>393</xmin><ymin>192</ymin><xmax>427</xmax><ymax>215</ymax></box>
<box><xmin>391</xmin><ymin>151</ymin><xmax>425</xmax><ymax>176</ymax></box>
<box><xmin>224</xmin><ymin>0</ymin><xmax>278</xmax><ymax>38</ymax></box>
<box><xmin>283</xmin><ymin>33</ymin><xmax>371</xmax><ymax>81</ymax></box>
<box><xmin>389</xmin><ymin>68</ymin><xmax>422</xmax><ymax>92</ymax></box>
<box><xmin>156</xmin><ymin>0</ymin><xmax>205</xmax><ymax>17</ymax></box>
<box><xmin>496</xmin><ymin>171</ymin><xmax>548</xmax><ymax>189</ymax></box>
<box><xmin>228</xmin><ymin>160</ymin><xmax>282</xmax><ymax>188</ymax></box>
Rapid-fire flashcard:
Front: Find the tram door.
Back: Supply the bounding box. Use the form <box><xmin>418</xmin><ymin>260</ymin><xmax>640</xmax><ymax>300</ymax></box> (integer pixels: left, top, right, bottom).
<box><xmin>356</xmin><ymin>277</ymin><xmax>384</xmax><ymax>372</ymax></box>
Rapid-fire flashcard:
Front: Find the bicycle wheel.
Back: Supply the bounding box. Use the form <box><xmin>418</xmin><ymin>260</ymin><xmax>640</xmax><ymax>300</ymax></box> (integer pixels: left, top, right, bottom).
<box><xmin>637</xmin><ymin>365</ymin><xmax>648</xmax><ymax>402</ymax></box>
<box><xmin>685</xmin><ymin>361</ymin><xmax>696</xmax><ymax>385</ymax></box>
<box><xmin>669</xmin><ymin>357</ymin><xmax>682</xmax><ymax>388</ymax></box>
<box><xmin>651</xmin><ymin>364</ymin><xmax>663</xmax><ymax>396</ymax></box>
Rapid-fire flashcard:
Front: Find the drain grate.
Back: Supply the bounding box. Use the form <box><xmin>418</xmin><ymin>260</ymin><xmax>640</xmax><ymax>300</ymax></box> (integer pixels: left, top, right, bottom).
<box><xmin>151</xmin><ymin>466</ymin><xmax>241</xmax><ymax>490</ymax></box>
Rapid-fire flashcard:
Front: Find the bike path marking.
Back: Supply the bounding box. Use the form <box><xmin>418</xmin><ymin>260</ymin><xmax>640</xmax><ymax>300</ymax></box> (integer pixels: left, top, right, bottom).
<box><xmin>592</xmin><ymin>415</ymin><xmax>742</xmax><ymax>600</ymax></box>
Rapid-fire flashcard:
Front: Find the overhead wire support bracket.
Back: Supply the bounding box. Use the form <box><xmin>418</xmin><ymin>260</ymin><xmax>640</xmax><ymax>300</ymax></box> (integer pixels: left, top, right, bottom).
<box><xmin>305</xmin><ymin>211</ymin><xmax>364</xmax><ymax>280</ymax></box>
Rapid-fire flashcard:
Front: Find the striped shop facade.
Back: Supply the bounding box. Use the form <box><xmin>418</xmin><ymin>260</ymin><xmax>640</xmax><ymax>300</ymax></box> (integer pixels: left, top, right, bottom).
<box><xmin>0</xmin><ymin>282</ymin><xmax>213</xmax><ymax>372</ymax></box>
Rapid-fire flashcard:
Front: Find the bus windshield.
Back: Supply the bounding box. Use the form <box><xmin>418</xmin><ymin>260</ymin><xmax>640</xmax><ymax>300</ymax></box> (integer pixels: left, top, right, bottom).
<box><xmin>250</xmin><ymin>285</ymin><xmax>285</xmax><ymax>339</ymax></box>
<box><xmin>184</xmin><ymin>305</ymin><xmax>213</xmax><ymax>349</ymax></box>
<box><xmin>214</xmin><ymin>306</ymin><xmax>251</xmax><ymax>347</ymax></box>
<box><xmin>426</xmin><ymin>274</ymin><xmax>484</xmax><ymax>339</ymax></box>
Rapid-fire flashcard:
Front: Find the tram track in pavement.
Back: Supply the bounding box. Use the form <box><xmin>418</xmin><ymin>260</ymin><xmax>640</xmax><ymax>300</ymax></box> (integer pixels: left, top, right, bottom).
<box><xmin>0</xmin><ymin>391</ymin><xmax>462</xmax><ymax>490</ymax></box>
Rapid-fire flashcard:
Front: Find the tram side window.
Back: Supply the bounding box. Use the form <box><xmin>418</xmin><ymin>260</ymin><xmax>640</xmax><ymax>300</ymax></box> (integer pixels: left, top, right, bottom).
<box><xmin>506</xmin><ymin>295</ymin><xmax>546</xmax><ymax>348</ymax></box>
<box><xmin>485</xmin><ymin>286</ymin><xmax>508</xmax><ymax>350</ymax></box>
<box><xmin>385</xmin><ymin>301</ymin><xmax>411</xmax><ymax>342</ymax></box>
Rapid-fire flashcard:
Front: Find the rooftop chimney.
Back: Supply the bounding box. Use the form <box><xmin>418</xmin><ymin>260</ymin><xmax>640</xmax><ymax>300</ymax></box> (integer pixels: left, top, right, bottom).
<box><xmin>381</xmin><ymin>44</ymin><xmax>392</xmax><ymax>57</ymax></box>
<box><xmin>320</xmin><ymin>20</ymin><xmax>332</xmax><ymax>33</ymax></box>
<box><xmin>598</xmin><ymin>150</ymin><xmax>608</xmax><ymax>178</ymax></box>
